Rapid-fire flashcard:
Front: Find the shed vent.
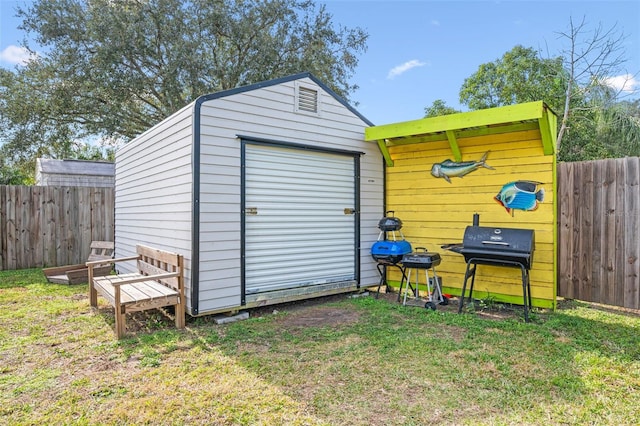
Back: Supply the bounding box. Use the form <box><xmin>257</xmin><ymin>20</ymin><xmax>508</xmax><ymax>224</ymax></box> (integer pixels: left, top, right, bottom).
<box><xmin>297</xmin><ymin>86</ymin><xmax>318</xmax><ymax>113</ymax></box>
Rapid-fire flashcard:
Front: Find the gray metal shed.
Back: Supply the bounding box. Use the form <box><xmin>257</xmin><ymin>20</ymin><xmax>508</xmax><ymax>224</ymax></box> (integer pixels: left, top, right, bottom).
<box><xmin>114</xmin><ymin>73</ymin><xmax>384</xmax><ymax>316</ymax></box>
<box><xmin>35</xmin><ymin>159</ymin><xmax>115</xmax><ymax>187</ymax></box>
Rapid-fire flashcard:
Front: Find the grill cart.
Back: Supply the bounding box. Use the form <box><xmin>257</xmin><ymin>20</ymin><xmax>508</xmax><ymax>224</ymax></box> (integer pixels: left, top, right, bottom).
<box><xmin>399</xmin><ymin>248</ymin><xmax>447</xmax><ymax>310</ymax></box>
<box><xmin>371</xmin><ymin>211</ymin><xmax>411</xmax><ymax>297</ymax></box>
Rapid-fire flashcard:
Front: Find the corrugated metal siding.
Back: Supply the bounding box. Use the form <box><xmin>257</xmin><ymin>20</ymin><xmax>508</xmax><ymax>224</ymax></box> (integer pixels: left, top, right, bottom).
<box><xmin>197</xmin><ymin>77</ymin><xmax>383</xmax><ymax>314</ymax></box>
<box><xmin>244</xmin><ymin>144</ymin><xmax>356</xmax><ymax>294</ymax></box>
<box><xmin>385</xmin><ymin>129</ymin><xmax>555</xmax><ymax>308</ymax></box>
<box><xmin>114</xmin><ymin>104</ymin><xmax>194</xmax><ymax>309</ymax></box>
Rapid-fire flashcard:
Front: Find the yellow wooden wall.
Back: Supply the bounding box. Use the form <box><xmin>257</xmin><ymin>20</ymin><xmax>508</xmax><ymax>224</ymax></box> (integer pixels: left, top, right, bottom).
<box><xmin>386</xmin><ymin>129</ymin><xmax>556</xmax><ymax>308</ymax></box>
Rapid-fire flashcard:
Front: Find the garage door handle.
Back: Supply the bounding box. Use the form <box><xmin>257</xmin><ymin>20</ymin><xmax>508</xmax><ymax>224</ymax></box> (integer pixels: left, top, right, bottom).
<box><xmin>344</xmin><ymin>208</ymin><xmax>356</xmax><ymax>215</ymax></box>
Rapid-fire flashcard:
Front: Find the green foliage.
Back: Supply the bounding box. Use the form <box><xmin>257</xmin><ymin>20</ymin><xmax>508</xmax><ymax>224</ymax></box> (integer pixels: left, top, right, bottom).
<box><xmin>423</xmin><ymin>99</ymin><xmax>461</xmax><ymax>118</ymax></box>
<box><xmin>595</xmin><ymin>98</ymin><xmax>640</xmax><ymax>158</ymax></box>
<box><xmin>2</xmin><ymin>0</ymin><xmax>366</xmax><ymax>139</ymax></box>
<box><xmin>0</xmin><ymin>162</ymin><xmax>32</xmax><ymax>185</ymax></box>
<box><xmin>454</xmin><ymin>42</ymin><xmax>640</xmax><ymax>162</ymax></box>
<box><xmin>1</xmin><ymin>0</ymin><xmax>367</xmax><ymax>180</ymax></box>
<box><xmin>459</xmin><ymin>45</ymin><xmax>567</xmax><ymax>111</ymax></box>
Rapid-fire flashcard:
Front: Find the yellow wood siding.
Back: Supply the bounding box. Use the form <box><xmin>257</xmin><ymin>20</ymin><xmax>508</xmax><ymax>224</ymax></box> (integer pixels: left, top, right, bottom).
<box><xmin>385</xmin><ymin>129</ymin><xmax>556</xmax><ymax>308</ymax></box>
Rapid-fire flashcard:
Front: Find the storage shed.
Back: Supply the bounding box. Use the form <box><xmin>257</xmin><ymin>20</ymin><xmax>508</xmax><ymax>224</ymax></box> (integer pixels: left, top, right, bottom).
<box><xmin>365</xmin><ymin>101</ymin><xmax>558</xmax><ymax>309</ymax></box>
<box><xmin>35</xmin><ymin>158</ymin><xmax>115</xmax><ymax>187</ymax></box>
<box><xmin>115</xmin><ymin>73</ymin><xmax>384</xmax><ymax>316</ymax></box>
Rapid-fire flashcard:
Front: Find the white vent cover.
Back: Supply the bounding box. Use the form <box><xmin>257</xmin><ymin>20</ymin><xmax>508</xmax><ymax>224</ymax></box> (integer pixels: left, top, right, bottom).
<box><xmin>296</xmin><ymin>85</ymin><xmax>319</xmax><ymax>114</ymax></box>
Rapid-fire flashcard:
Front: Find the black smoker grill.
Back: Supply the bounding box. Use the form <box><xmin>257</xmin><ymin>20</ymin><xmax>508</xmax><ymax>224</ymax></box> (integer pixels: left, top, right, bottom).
<box><xmin>443</xmin><ymin>225</ymin><xmax>535</xmax><ymax>322</ymax></box>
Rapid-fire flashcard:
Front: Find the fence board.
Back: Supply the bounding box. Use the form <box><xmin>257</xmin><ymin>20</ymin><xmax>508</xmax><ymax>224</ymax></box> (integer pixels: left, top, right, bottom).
<box><xmin>580</xmin><ymin>161</ymin><xmax>594</xmax><ymax>302</ymax></box>
<box><xmin>614</xmin><ymin>159</ymin><xmax>626</xmax><ymax>306</ymax></box>
<box><xmin>604</xmin><ymin>160</ymin><xmax>618</xmax><ymax>306</ymax></box>
<box><xmin>6</xmin><ymin>186</ymin><xmax>17</xmax><ymax>269</ymax></box>
<box><xmin>592</xmin><ymin>162</ymin><xmax>604</xmax><ymax>302</ymax></box>
<box><xmin>558</xmin><ymin>157</ymin><xmax>640</xmax><ymax>310</ymax></box>
<box><xmin>0</xmin><ymin>187</ymin><xmax>4</xmax><ymax>268</ymax></box>
<box><xmin>558</xmin><ymin>162</ymin><xmax>573</xmax><ymax>298</ymax></box>
<box><xmin>624</xmin><ymin>158</ymin><xmax>639</xmax><ymax>309</ymax></box>
<box><xmin>0</xmin><ymin>186</ymin><xmax>114</xmax><ymax>270</ymax></box>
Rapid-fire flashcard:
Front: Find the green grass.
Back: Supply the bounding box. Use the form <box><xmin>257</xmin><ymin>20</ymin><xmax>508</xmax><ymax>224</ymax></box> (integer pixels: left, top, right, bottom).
<box><xmin>1</xmin><ymin>269</ymin><xmax>639</xmax><ymax>425</ymax></box>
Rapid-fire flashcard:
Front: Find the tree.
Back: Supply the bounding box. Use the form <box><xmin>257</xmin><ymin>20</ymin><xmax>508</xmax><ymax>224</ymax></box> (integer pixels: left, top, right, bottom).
<box><xmin>423</xmin><ymin>99</ymin><xmax>460</xmax><ymax>118</ymax></box>
<box><xmin>555</xmin><ymin>17</ymin><xmax>632</xmax><ymax>151</ymax></box>
<box><xmin>454</xmin><ymin>20</ymin><xmax>640</xmax><ymax>162</ymax></box>
<box><xmin>459</xmin><ymin>45</ymin><xmax>567</xmax><ymax>112</ymax></box>
<box><xmin>0</xmin><ymin>0</ymin><xmax>368</xmax><ymax>178</ymax></box>
<box><xmin>593</xmin><ymin>97</ymin><xmax>640</xmax><ymax>158</ymax></box>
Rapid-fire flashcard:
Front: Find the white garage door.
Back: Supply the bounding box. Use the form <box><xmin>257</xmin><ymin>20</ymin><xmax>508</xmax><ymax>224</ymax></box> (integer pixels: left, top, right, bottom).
<box><xmin>243</xmin><ymin>143</ymin><xmax>357</xmax><ymax>295</ymax></box>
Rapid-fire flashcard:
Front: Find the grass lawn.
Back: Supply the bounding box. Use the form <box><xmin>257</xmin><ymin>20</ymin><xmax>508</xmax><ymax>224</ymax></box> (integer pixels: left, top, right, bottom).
<box><xmin>1</xmin><ymin>268</ymin><xmax>639</xmax><ymax>425</ymax></box>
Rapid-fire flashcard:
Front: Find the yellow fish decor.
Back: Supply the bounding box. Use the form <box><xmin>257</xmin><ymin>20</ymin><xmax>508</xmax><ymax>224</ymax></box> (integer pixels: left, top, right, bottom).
<box><xmin>430</xmin><ymin>151</ymin><xmax>494</xmax><ymax>183</ymax></box>
<box><xmin>494</xmin><ymin>180</ymin><xmax>545</xmax><ymax>216</ymax></box>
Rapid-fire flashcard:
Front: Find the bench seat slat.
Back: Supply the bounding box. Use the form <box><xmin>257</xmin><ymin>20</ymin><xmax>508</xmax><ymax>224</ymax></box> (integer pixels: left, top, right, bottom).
<box><xmin>93</xmin><ymin>274</ymin><xmax>179</xmax><ymax>307</ymax></box>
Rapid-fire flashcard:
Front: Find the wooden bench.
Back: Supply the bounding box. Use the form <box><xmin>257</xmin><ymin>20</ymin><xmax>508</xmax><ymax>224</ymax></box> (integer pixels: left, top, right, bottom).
<box><xmin>87</xmin><ymin>244</ymin><xmax>185</xmax><ymax>339</ymax></box>
<box><xmin>43</xmin><ymin>241</ymin><xmax>114</xmax><ymax>284</ymax></box>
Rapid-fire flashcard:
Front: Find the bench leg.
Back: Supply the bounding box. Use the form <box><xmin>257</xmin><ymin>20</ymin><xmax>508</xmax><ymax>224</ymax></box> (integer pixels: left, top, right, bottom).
<box><xmin>89</xmin><ymin>283</ymin><xmax>98</xmax><ymax>308</ymax></box>
<box><xmin>114</xmin><ymin>286</ymin><xmax>126</xmax><ymax>339</ymax></box>
<box><xmin>115</xmin><ymin>305</ymin><xmax>126</xmax><ymax>339</ymax></box>
<box><xmin>88</xmin><ymin>267</ymin><xmax>98</xmax><ymax>308</ymax></box>
<box><xmin>175</xmin><ymin>302</ymin><xmax>185</xmax><ymax>329</ymax></box>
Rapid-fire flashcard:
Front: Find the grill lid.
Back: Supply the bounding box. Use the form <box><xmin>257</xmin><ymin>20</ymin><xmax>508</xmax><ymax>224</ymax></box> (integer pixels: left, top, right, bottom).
<box><xmin>462</xmin><ymin>226</ymin><xmax>534</xmax><ymax>254</ymax></box>
<box><xmin>448</xmin><ymin>226</ymin><xmax>536</xmax><ymax>269</ymax></box>
<box><xmin>401</xmin><ymin>248</ymin><xmax>441</xmax><ymax>268</ymax></box>
<box><xmin>371</xmin><ymin>240</ymin><xmax>412</xmax><ymax>264</ymax></box>
<box><xmin>378</xmin><ymin>211</ymin><xmax>403</xmax><ymax>231</ymax></box>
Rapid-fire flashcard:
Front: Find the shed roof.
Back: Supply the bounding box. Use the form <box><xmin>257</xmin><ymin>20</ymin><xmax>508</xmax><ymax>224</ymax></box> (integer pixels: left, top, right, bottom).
<box><xmin>37</xmin><ymin>159</ymin><xmax>115</xmax><ymax>176</ymax></box>
<box><xmin>364</xmin><ymin>101</ymin><xmax>557</xmax><ymax>166</ymax></box>
<box><xmin>194</xmin><ymin>72</ymin><xmax>374</xmax><ymax>126</ymax></box>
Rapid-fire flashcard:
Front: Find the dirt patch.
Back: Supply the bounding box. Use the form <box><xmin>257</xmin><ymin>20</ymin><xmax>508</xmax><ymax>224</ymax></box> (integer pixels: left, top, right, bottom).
<box><xmin>243</xmin><ymin>292</ymin><xmax>364</xmax><ymax>327</ymax></box>
<box><xmin>275</xmin><ymin>305</ymin><xmax>361</xmax><ymax>328</ymax></box>
<box><xmin>247</xmin><ymin>290</ymin><xmax>528</xmax><ymax>328</ymax></box>
<box><xmin>374</xmin><ymin>288</ymin><xmax>531</xmax><ymax>321</ymax></box>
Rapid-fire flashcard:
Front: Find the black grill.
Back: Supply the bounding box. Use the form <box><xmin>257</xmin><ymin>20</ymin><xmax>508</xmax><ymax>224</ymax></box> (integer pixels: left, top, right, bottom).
<box><xmin>455</xmin><ymin>225</ymin><xmax>534</xmax><ymax>269</ymax></box>
<box><xmin>443</xmin><ymin>224</ymin><xmax>535</xmax><ymax>322</ymax></box>
<box><xmin>401</xmin><ymin>251</ymin><xmax>441</xmax><ymax>269</ymax></box>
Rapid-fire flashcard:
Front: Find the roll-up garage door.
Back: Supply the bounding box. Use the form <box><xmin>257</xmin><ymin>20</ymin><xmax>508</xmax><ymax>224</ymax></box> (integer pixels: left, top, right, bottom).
<box><xmin>243</xmin><ymin>143</ymin><xmax>357</xmax><ymax>295</ymax></box>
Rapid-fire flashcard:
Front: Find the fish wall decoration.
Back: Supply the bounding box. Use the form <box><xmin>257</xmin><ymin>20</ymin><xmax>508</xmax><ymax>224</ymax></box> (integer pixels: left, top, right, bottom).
<box><xmin>495</xmin><ymin>180</ymin><xmax>545</xmax><ymax>216</ymax></box>
<box><xmin>430</xmin><ymin>151</ymin><xmax>494</xmax><ymax>183</ymax></box>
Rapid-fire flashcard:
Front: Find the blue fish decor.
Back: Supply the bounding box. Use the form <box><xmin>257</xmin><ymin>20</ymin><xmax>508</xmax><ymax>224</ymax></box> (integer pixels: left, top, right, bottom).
<box><xmin>431</xmin><ymin>151</ymin><xmax>494</xmax><ymax>183</ymax></box>
<box><xmin>495</xmin><ymin>180</ymin><xmax>545</xmax><ymax>216</ymax></box>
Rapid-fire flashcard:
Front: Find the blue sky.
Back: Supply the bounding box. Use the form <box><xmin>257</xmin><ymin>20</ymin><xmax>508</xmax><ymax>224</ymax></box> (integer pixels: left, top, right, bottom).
<box><xmin>1</xmin><ymin>0</ymin><xmax>639</xmax><ymax>125</ymax></box>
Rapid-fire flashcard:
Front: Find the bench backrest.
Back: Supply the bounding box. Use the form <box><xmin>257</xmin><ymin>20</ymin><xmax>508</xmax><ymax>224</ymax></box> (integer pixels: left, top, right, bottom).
<box><xmin>135</xmin><ymin>244</ymin><xmax>184</xmax><ymax>291</ymax></box>
<box><xmin>87</xmin><ymin>241</ymin><xmax>115</xmax><ymax>262</ymax></box>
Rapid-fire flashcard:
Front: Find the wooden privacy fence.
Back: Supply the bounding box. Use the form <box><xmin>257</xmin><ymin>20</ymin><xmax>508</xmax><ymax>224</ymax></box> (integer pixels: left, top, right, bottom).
<box><xmin>0</xmin><ymin>186</ymin><xmax>114</xmax><ymax>270</ymax></box>
<box><xmin>558</xmin><ymin>157</ymin><xmax>640</xmax><ymax>310</ymax></box>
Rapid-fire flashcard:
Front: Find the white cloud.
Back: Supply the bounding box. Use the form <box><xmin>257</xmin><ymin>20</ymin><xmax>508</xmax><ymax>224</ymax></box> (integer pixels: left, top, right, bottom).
<box><xmin>602</xmin><ymin>74</ymin><xmax>639</xmax><ymax>94</ymax></box>
<box><xmin>387</xmin><ymin>59</ymin><xmax>427</xmax><ymax>79</ymax></box>
<box><xmin>0</xmin><ymin>45</ymin><xmax>37</xmax><ymax>66</ymax></box>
